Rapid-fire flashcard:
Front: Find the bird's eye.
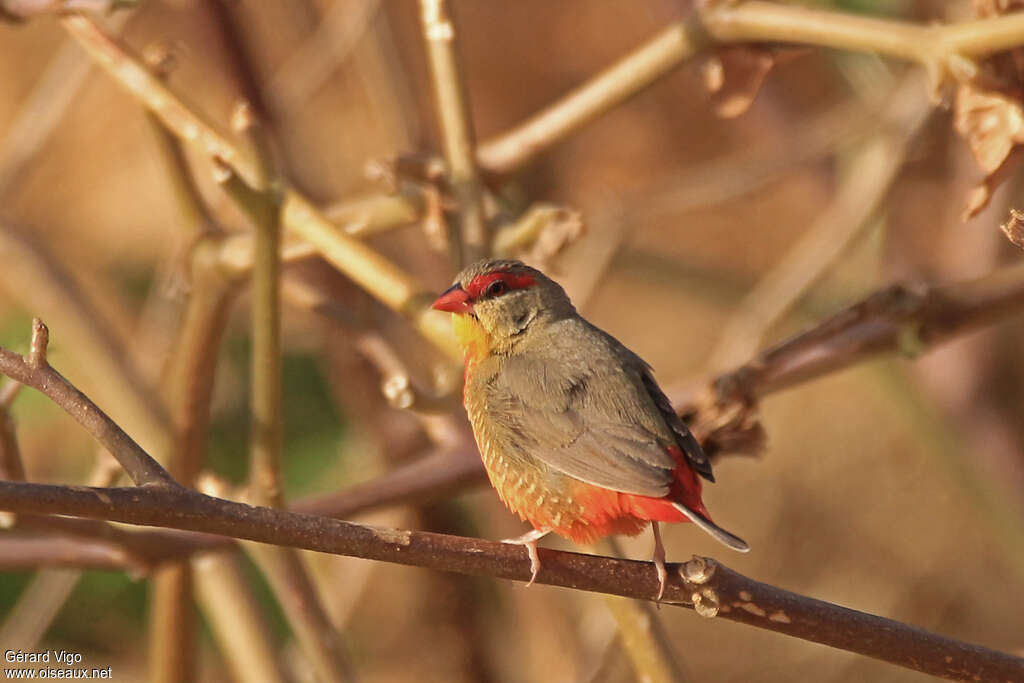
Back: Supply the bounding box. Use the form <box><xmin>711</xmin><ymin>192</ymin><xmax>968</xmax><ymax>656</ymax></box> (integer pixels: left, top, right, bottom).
<box><xmin>486</xmin><ymin>280</ymin><xmax>508</xmax><ymax>297</ymax></box>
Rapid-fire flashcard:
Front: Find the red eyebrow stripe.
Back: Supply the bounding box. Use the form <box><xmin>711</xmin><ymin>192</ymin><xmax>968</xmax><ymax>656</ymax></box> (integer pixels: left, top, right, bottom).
<box><xmin>465</xmin><ymin>271</ymin><xmax>536</xmax><ymax>299</ymax></box>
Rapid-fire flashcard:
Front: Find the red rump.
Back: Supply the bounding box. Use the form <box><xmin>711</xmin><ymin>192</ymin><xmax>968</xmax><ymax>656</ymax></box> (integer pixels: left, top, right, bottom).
<box><xmin>552</xmin><ymin>445</ymin><xmax>712</xmax><ymax>545</ymax></box>
<box><xmin>623</xmin><ymin>445</ymin><xmax>709</xmax><ymax>522</ymax></box>
<box><xmin>465</xmin><ymin>270</ymin><xmax>536</xmax><ymax>299</ymax></box>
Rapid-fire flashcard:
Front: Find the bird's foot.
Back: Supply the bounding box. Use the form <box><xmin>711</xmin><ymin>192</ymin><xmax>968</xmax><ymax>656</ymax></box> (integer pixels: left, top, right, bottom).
<box><xmin>502</xmin><ymin>528</ymin><xmax>551</xmax><ymax>587</ymax></box>
<box><xmin>652</xmin><ymin>521</ymin><xmax>667</xmax><ymax>604</ymax></box>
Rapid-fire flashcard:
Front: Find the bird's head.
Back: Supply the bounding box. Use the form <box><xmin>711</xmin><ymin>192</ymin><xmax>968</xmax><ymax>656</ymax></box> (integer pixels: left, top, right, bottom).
<box><xmin>432</xmin><ymin>259</ymin><xmax>575</xmax><ymax>358</ymax></box>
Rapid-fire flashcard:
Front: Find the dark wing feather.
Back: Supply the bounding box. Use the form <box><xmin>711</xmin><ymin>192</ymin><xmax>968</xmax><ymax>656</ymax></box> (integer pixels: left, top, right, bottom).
<box><xmin>483</xmin><ymin>322</ymin><xmax>683</xmax><ymax>497</ymax></box>
<box><xmin>639</xmin><ymin>371</ymin><xmax>714</xmax><ymax>482</ymax></box>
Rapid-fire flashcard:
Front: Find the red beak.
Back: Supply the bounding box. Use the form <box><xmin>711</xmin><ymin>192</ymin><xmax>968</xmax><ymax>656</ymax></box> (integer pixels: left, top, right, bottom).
<box><xmin>432</xmin><ymin>283</ymin><xmax>474</xmax><ymax>313</ymax></box>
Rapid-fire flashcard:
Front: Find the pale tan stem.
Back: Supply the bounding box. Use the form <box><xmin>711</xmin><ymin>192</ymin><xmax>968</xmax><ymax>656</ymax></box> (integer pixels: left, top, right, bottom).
<box><xmin>194</xmin><ymin>552</ymin><xmax>288</xmax><ymax>683</ymax></box>
<box><xmin>418</xmin><ymin>0</ymin><xmax>489</xmax><ymax>264</ymax></box>
<box><xmin>61</xmin><ymin>15</ymin><xmax>458</xmax><ymax>362</ymax></box>
<box><xmin>61</xmin><ymin>14</ymin><xmax>264</xmax><ymax>189</ymax></box>
<box><xmin>707</xmin><ymin>83</ymin><xmax>930</xmax><ymax>372</ymax></box>
<box><xmin>599</xmin><ymin>538</ymin><xmax>689</xmax><ymax>683</ymax></box>
<box><xmin>477</xmin><ymin>20</ymin><xmax>704</xmax><ymax>175</ymax></box>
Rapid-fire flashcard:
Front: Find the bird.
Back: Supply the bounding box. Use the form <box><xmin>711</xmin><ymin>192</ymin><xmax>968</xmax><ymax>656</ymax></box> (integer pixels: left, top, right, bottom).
<box><xmin>432</xmin><ymin>258</ymin><xmax>749</xmax><ymax>599</ymax></box>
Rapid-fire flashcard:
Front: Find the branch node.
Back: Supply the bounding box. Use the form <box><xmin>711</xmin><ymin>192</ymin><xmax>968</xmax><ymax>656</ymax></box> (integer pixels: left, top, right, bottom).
<box><xmin>230</xmin><ymin>100</ymin><xmax>255</xmax><ymax>135</ymax></box>
<box><xmin>211</xmin><ymin>157</ymin><xmax>233</xmax><ymax>184</ymax></box>
<box><xmin>141</xmin><ymin>40</ymin><xmax>176</xmax><ymax>78</ymax></box>
<box><xmin>680</xmin><ymin>555</ymin><xmax>716</xmax><ymax>584</ymax></box>
<box><xmin>691</xmin><ymin>587</ymin><xmax>720</xmax><ymax>618</ymax></box>
<box><xmin>28</xmin><ymin>318</ymin><xmax>49</xmax><ymax>369</ymax></box>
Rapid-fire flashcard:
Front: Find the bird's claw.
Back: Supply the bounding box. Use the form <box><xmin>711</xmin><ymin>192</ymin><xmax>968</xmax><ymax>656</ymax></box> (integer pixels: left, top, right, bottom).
<box><xmin>652</xmin><ymin>521</ymin><xmax>667</xmax><ymax>604</ymax></box>
<box><xmin>502</xmin><ymin>528</ymin><xmax>550</xmax><ymax>587</ymax></box>
<box><xmin>654</xmin><ymin>558</ymin><xmax>667</xmax><ymax>604</ymax></box>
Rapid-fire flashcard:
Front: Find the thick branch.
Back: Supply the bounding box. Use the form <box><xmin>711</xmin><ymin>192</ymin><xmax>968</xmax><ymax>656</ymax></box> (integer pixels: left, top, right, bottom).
<box><xmin>0</xmin><ymin>480</ymin><xmax>1018</xmax><ymax>681</ymax></box>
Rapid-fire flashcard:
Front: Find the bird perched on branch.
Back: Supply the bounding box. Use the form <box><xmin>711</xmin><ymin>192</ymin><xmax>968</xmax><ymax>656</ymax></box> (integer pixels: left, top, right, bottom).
<box><xmin>433</xmin><ymin>259</ymin><xmax>748</xmax><ymax>599</ymax></box>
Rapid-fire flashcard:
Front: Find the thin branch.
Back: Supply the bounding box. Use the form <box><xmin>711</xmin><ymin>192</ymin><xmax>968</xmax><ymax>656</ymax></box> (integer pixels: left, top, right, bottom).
<box><xmin>144</xmin><ymin>64</ymin><xmax>238</xmax><ymax>682</ymax></box>
<box><xmin>706</xmin><ymin>81</ymin><xmax>928</xmax><ymax>372</ymax></box>
<box><xmin>0</xmin><ymin>453</ymin><xmax>128</xmax><ymax>653</ymax></box>
<box><xmin>193</xmin><ymin>552</ymin><xmax>288</xmax><ymax>683</ymax></box>
<box><xmin>0</xmin><ymin>381</ymin><xmax>26</xmax><ymax>483</ymax></box>
<box><xmin>60</xmin><ymin>14</ymin><xmax>459</xmax><ymax>360</ymax></box>
<box><xmin>476</xmin><ymin>2</ymin><xmax>1024</xmax><ymax>176</ymax></box>
<box><xmin>59</xmin><ymin>14</ymin><xmax>264</xmax><ymax>187</ymax></box>
<box><xmin>600</xmin><ymin>538</ymin><xmax>688</xmax><ymax>683</ymax></box>
<box><xmin>149</xmin><ymin>567</ymin><xmax>197</xmax><ymax>683</ymax></box>
<box><xmin>700</xmin><ymin>1</ymin><xmax>1024</xmax><ymax>67</ymax></box>
<box><xmin>0</xmin><ymin>219</ymin><xmax>171</xmax><ymax>457</ymax></box>
<box><xmin>321</xmin><ymin>188</ymin><xmax>424</xmax><ymax>237</ymax></box>
<box><xmin>700</xmin><ymin>262</ymin><xmax>1024</xmax><ymax>404</ymax></box>
<box><xmin>281</xmin><ymin>192</ymin><xmax>460</xmax><ymax>358</ymax></box>
<box><xmin>0</xmin><ymin>535</ymin><xmax>136</xmax><ymax>571</ymax></box>
<box><xmin>214</xmin><ymin>33</ymin><xmax>355</xmax><ymax>669</ymax></box>
<box><xmin>0</xmin><ymin>0</ymin><xmax>133</xmax><ymax>19</ymax></box>
<box><xmin>0</xmin><ymin>320</ymin><xmax>176</xmax><ymax>488</ymax></box>
<box><xmin>0</xmin><ymin>7</ymin><xmax>130</xmax><ymax>196</ymax></box>
<box><xmin>476</xmin><ymin>19</ymin><xmax>705</xmax><ymax>175</ymax></box>
<box><xmin>0</xmin><ymin>480</ymin><xmax>1019</xmax><ymax>681</ymax></box>
<box><xmin>265</xmin><ymin>0</ymin><xmax>381</xmax><ymax>115</ymax></box>
<box><xmin>218</xmin><ymin>171</ymin><xmax>285</xmax><ymax>509</ymax></box>
<box><xmin>0</xmin><ymin>568</ymin><xmax>80</xmax><ymax>650</ymax></box>
<box><xmin>355</xmin><ymin>334</ymin><xmax>460</xmax><ymax>413</ymax></box>
<box><xmin>418</xmin><ymin>0</ymin><xmax>489</xmax><ymax>265</ymax></box>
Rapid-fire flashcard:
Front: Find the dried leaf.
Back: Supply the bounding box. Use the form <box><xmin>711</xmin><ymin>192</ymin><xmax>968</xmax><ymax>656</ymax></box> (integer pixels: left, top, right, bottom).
<box><xmin>1001</xmin><ymin>208</ymin><xmax>1024</xmax><ymax>249</ymax></box>
<box><xmin>956</xmin><ymin>0</ymin><xmax>1024</xmax><ymax>218</ymax></box>
<box><xmin>954</xmin><ymin>84</ymin><xmax>1024</xmax><ymax>173</ymax></box>
<box><xmin>492</xmin><ymin>204</ymin><xmax>585</xmax><ymax>267</ymax></box>
<box><xmin>701</xmin><ymin>46</ymin><xmax>776</xmax><ymax>119</ymax></box>
<box><xmin>680</xmin><ymin>387</ymin><xmax>766</xmax><ymax>461</ymax></box>
<box><xmin>972</xmin><ymin>0</ymin><xmax>1024</xmax><ymax>18</ymax></box>
<box><xmin>699</xmin><ymin>46</ymin><xmax>807</xmax><ymax>119</ymax></box>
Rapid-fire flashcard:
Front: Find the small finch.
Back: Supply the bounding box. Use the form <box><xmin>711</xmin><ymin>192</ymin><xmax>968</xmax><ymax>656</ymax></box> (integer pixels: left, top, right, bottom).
<box><xmin>433</xmin><ymin>259</ymin><xmax>749</xmax><ymax>598</ymax></box>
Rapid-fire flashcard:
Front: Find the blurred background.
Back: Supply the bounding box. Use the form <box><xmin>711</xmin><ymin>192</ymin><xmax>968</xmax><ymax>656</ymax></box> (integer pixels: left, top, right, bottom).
<box><xmin>1</xmin><ymin>0</ymin><xmax>1023</xmax><ymax>681</ymax></box>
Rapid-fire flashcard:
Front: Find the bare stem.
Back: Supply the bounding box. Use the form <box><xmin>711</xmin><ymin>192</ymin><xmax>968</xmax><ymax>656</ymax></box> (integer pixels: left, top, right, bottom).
<box><xmin>706</xmin><ymin>83</ymin><xmax>929</xmax><ymax>372</ymax></box>
<box><xmin>477</xmin><ymin>2</ymin><xmax>1024</xmax><ymax>175</ymax></box>
<box><xmin>0</xmin><ymin>381</ymin><xmax>26</xmax><ymax>483</ymax></box>
<box><xmin>60</xmin><ymin>14</ymin><xmax>264</xmax><ymax>189</ymax></box>
<box><xmin>476</xmin><ymin>19</ymin><xmax>705</xmax><ymax>175</ymax></box>
<box><xmin>600</xmin><ymin>537</ymin><xmax>688</xmax><ymax>683</ymax></box>
<box><xmin>0</xmin><ymin>568</ymin><xmax>80</xmax><ymax>649</ymax></box>
<box><xmin>220</xmin><ymin>145</ymin><xmax>353</xmax><ymax>683</ymax></box>
<box><xmin>193</xmin><ymin>552</ymin><xmax>288</xmax><ymax>683</ymax></box>
<box><xmin>0</xmin><ymin>328</ymin><xmax>175</xmax><ymax>488</ymax></box>
<box><xmin>149</xmin><ymin>567</ymin><xmax>197</xmax><ymax>683</ymax></box>
<box><xmin>706</xmin><ymin>262</ymin><xmax>1024</xmax><ymax>403</ymax></box>
<box><xmin>418</xmin><ymin>0</ymin><xmax>489</xmax><ymax>264</ymax></box>
<box><xmin>0</xmin><ymin>220</ymin><xmax>170</xmax><ymax>458</ymax></box>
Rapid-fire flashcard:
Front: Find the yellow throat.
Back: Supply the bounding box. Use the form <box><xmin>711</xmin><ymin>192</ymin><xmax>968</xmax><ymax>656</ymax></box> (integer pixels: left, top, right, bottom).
<box><xmin>451</xmin><ymin>312</ymin><xmax>491</xmax><ymax>361</ymax></box>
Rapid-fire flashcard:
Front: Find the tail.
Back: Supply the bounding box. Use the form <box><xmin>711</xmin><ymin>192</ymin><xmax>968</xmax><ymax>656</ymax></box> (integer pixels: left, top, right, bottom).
<box><xmin>671</xmin><ymin>502</ymin><xmax>750</xmax><ymax>552</ymax></box>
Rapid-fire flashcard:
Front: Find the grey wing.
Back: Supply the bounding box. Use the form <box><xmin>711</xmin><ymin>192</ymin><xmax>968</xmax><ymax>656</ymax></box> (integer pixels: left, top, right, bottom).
<box><xmin>485</xmin><ymin>347</ymin><xmax>678</xmax><ymax>497</ymax></box>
